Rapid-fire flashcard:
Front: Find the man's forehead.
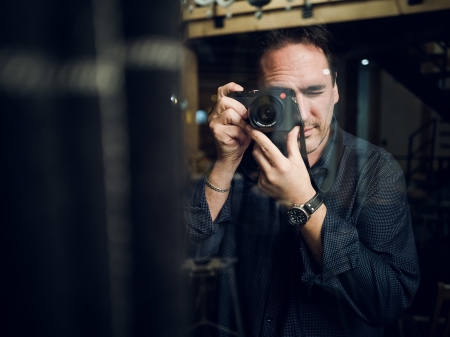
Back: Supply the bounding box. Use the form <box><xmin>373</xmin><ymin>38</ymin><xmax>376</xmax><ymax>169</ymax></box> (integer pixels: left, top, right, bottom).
<box><xmin>260</xmin><ymin>43</ymin><xmax>327</xmax><ymax>66</ymax></box>
<box><xmin>258</xmin><ymin>43</ymin><xmax>333</xmax><ymax>91</ymax></box>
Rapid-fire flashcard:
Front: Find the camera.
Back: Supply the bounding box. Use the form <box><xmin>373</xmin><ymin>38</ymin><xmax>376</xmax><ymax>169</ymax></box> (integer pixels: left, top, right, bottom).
<box><xmin>230</xmin><ymin>88</ymin><xmax>302</xmax><ymax>133</ymax></box>
<box><xmin>232</xmin><ymin>88</ymin><xmax>303</xmax><ymax>180</ymax></box>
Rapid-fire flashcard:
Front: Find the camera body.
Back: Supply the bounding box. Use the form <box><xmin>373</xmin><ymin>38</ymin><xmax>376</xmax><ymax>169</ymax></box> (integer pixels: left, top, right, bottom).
<box><xmin>230</xmin><ymin>88</ymin><xmax>302</xmax><ymax>133</ymax></box>
<box><xmin>231</xmin><ymin>88</ymin><xmax>303</xmax><ymax>181</ymax></box>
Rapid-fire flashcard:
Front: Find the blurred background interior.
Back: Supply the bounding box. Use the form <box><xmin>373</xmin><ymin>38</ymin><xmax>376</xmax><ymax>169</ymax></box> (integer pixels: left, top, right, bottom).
<box><xmin>1</xmin><ymin>0</ymin><xmax>450</xmax><ymax>336</ymax></box>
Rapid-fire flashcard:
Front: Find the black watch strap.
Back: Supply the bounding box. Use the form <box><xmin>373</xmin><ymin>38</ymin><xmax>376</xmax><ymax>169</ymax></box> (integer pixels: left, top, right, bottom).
<box><xmin>302</xmin><ymin>192</ymin><xmax>323</xmax><ymax>216</ymax></box>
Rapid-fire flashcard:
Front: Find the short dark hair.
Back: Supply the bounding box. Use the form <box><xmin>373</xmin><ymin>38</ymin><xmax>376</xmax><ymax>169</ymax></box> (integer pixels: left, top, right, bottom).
<box><xmin>254</xmin><ymin>25</ymin><xmax>338</xmax><ymax>85</ymax></box>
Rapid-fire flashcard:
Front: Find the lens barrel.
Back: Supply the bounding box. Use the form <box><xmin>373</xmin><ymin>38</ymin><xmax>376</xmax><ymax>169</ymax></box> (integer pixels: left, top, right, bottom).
<box><xmin>249</xmin><ymin>95</ymin><xmax>284</xmax><ymax>129</ymax></box>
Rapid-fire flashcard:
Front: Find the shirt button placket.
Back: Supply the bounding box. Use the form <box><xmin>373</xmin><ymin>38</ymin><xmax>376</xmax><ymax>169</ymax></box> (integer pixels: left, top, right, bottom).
<box><xmin>262</xmin><ymin>317</ymin><xmax>275</xmax><ymax>337</ymax></box>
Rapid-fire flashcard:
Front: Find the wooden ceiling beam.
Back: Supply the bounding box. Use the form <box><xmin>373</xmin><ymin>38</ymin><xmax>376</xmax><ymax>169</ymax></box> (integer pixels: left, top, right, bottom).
<box><xmin>182</xmin><ymin>0</ymin><xmax>344</xmax><ymax>22</ymax></box>
<box><xmin>184</xmin><ymin>0</ymin><xmax>398</xmax><ymax>39</ymax></box>
<box><xmin>397</xmin><ymin>0</ymin><xmax>450</xmax><ymax>15</ymax></box>
<box><xmin>182</xmin><ymin>0</ymin><xmax>450</xmax><ymax>40</ymax></box>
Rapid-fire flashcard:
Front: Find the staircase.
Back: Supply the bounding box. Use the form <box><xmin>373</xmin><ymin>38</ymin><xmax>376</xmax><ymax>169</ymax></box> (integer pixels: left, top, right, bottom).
<box><xmin>406</xmin><ymin>119</ymin><xmax>450</xmax><ymax>206</ymax></box>
<box><xmin>373</xmin><ymin>40</ymin><xmax>450</xmax><ymax>122</ymax></box>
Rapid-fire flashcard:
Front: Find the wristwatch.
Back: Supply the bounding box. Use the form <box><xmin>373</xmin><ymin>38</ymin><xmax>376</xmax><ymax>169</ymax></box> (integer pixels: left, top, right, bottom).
<box><xmin>287</xmin><ymin>192</ymin><xmax>323</xmax><ymax>226</ymax></box>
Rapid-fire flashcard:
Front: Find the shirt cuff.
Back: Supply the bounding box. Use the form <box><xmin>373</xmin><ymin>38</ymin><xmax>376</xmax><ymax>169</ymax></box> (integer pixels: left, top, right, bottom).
<box><xmin>184</xmin><ymin>176</ymin><xmax>232</xmax><ymax>241</ymax></box>
<box><xmin>301</xmin><ymin>210</ymin><xmax>360</xmax><ymax>288</ymax></box>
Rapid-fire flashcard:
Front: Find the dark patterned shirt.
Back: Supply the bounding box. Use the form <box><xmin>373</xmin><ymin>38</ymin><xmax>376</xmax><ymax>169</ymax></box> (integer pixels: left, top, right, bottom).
<box><xmin>184</xmin><ymin>119</ymin><xmax>420</xmax><ymax>337</ymax></box>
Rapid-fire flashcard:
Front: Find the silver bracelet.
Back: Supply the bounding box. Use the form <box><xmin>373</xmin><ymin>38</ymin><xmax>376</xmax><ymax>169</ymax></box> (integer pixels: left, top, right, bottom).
<box><xmin>205</xmin><ymin>175</ymin><xmax>230</xmax><ymax>193</ymax></box>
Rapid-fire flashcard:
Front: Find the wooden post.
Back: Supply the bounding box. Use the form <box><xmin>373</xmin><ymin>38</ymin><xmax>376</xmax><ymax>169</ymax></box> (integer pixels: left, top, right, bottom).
<box><xmin>181</xmin><ymin>47</ymin><xmax>200</xmax><ymax>176</ymax></box>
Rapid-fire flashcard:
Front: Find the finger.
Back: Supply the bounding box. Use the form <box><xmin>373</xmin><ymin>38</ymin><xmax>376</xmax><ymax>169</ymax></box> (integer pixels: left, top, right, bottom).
<box><xmin>210</xmin><ymin>109</ymin><xmax>252</xmax><ymax>150</ymax></box>
<box><xmin>246</xmin><ymin>126</ymin><xmax>284</xmax><ymax>166</ymax></box>
<box><xmin>218</xmin><ymin>96</ymin><xmax>248</xmax><ymax>119</ymax></box>
<box><xmin>212</xmin><ymin>108</ymin><xmax>249</xmax><ymax>131</ymax></box>
<box><xmin>286</xmin><ymin>126</ymin><xmax>302</xmax><ymax>161</ymax></box>
<box><xmin>252</xmin><ymin>142</ymin><xmax>273</xmax><ymax>173</ymax></box>
<box><xmin>209</xmin><ymin>95</ymin><xmax>247</xmax><ymax>121</ymax></box>
<box><xmin>217</xmin><ymin>82</ymin><xmax>243</xmax><ymax>99</ymax></box>
<box><xmin>214</xmin><ymin>124</ymin><xmax>249</xmax><ymax>146</ymax></box>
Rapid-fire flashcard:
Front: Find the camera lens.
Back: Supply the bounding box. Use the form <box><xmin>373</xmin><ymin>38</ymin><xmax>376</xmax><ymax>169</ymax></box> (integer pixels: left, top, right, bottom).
<box><xmin>256</xmin><ymin>104</ymin><xmax>277</xmax><ymax>124</ymax></box>
<box><xmin>249</xmin><ymin>95</ymin><xmax>284</xmax><ymax>129</ymax></box>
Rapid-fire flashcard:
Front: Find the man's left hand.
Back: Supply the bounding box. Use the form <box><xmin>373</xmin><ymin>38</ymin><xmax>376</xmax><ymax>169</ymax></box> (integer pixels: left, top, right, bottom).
<box><xmin>245</xmin><ymin>125</ymin><xmax>316</xmax><ymax>205</ymax></box>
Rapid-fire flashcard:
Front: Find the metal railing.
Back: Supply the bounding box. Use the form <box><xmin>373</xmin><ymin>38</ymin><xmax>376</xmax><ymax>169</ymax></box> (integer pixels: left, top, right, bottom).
<box><xmin>405</xmin><ymin>119</ymin><xmax>437</xmax><ymax>187</ymax></box>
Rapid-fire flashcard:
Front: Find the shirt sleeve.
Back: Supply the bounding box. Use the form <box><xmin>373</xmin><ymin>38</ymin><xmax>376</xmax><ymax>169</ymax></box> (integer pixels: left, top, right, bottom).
<box><xmin>183</xmin><ymin>176</ymin><xmax>233</xmax><ymax>261</ymax></box>
<box><xmin>300</xmin><ymin>167</ymin><xmax>420</xmax><ymax>326</ymax></box>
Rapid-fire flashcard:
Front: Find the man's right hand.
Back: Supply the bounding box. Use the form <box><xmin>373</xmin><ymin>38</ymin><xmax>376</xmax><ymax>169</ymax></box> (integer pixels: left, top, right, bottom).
<box><xmin>208</xmin><ymin>82</ymin><xmax>252</xmax><ymax>172</ymax></box>
<box><xmin>206</xmin><ymin>82</ymin><xmax>252</xmax><ymax>221</ymax></box>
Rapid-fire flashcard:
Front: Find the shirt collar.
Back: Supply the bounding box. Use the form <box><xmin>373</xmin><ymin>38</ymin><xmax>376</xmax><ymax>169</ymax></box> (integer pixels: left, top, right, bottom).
<box><xmin>312</xmin><ymin>115</ymin><xmax>339</xmax><ymax>172</ymax></box>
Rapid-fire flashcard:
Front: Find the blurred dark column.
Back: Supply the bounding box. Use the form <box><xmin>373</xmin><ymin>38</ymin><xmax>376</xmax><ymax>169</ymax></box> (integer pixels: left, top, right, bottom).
<box><xmin>0</xmin><ymin>0</ymin><xmax>187</xmax><ymax>337</ymax></box>
<box><xmin>121</xmin><ymin>1</ymin><xmax>188</xmax><ymax>337</ymax></box>
<box><xmin>0</xmin><ymin>1</ymin><xmax>110</xmax><ymax>337</ymax></box>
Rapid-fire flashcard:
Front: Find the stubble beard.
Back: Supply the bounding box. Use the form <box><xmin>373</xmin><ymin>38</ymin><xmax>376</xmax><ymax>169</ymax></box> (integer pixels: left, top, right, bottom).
<box><xmin>303</xmin><ymin>105</ymin><xmax>334</xmax><ymax>154</ymax></box>
<box><xmin>305</xmin><ymin>123</ymin><xmax>330</xmax><ymax>154</ymax></box>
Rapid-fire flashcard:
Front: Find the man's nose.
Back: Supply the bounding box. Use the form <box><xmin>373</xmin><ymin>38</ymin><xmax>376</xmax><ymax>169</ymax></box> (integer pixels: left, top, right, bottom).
<box><xmin>296</xmin><ymin>95</ymin><xmax>310</xmax><ymax>122</ymax></box>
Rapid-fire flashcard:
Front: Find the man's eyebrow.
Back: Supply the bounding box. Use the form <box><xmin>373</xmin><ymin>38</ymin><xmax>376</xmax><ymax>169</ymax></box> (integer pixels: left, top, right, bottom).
<box><xmin>302</xmin><ymin>85</ymin><xmax>327</xmax><ymax>91</ymax></box>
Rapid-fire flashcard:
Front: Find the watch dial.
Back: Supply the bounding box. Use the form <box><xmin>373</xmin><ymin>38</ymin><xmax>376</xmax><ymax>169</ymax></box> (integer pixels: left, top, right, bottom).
<box><xmin>288</xmin><ymin>208</ymin><xmax>308</xmax><ymax>225</ymax></box>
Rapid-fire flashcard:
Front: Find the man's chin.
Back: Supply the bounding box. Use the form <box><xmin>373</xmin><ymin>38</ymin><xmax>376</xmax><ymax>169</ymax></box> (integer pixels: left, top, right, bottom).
<box><xmin>305</xmin><ymin>136</ymin><xmax>326</xmax><ymax>154</ymax></box>
<box><xmin>301</xmin><ymin>141</ymin><xmax>318</xmax><ymax>155</ymax></box>
<box><xmin>306</xmin><ymin>146</ymin><xmax>318</xmax><ymax>155</ymax></box>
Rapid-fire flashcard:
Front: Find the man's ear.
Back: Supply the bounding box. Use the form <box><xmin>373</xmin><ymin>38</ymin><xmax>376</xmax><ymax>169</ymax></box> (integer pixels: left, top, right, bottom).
<box><xmin>333</xmin><ymin>72</ymin><xmax>339</xmax><ymax>104</ymax></box>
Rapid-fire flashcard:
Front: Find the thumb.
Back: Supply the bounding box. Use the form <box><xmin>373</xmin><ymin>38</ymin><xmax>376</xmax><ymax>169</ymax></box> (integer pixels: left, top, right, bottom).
<box><xmin>286</xmin><ymin>126</ymin><xmax>302</xmax><ymax>161</ymax></box>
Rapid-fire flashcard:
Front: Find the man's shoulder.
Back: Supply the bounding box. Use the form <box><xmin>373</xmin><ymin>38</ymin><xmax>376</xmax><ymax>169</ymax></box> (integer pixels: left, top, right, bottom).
<box><xmin>340</xmin><ymin>130</ymin><xmax>402</xmax><ymax>176</ymax></box>
<box><xmin>341</xmin><ymin>130</ymin><xmax>382</xmax><ymax>152</ymax></box>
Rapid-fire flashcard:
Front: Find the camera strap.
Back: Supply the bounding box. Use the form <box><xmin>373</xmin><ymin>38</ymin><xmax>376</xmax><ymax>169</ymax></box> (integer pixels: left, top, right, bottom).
<box><xmin>297</xmin><ymin>117</ymin><xmax>343</xmax><ymax>200</ymax></box>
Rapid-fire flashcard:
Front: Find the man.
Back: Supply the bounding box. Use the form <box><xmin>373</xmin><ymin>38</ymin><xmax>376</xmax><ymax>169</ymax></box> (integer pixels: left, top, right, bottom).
<box><xmin>184</xmin><ymin>26</ymin><xmax>419</xmax><ymax>336</ymax></box>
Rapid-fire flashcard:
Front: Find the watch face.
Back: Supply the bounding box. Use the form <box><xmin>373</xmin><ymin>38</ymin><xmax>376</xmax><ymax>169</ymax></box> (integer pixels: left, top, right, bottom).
<box><xmin>288</xmin><ymin>207</ymin><xmax>308</xmax><ymax>226</ymax></box>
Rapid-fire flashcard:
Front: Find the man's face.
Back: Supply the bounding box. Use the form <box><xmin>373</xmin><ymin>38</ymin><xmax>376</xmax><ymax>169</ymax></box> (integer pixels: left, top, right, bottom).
<box><xmin>260</xmin><ymin>43</ymin><xmax>339</xmax><ymax>156</ymax></box>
